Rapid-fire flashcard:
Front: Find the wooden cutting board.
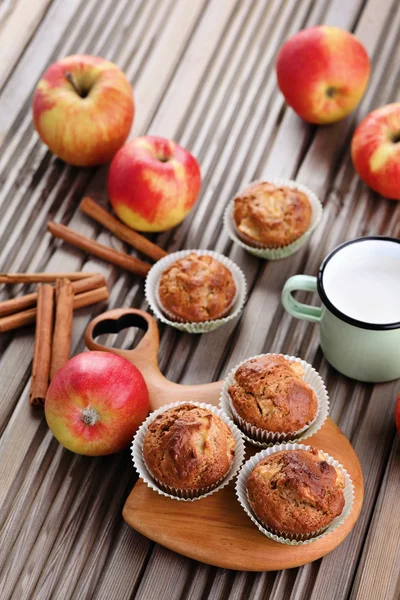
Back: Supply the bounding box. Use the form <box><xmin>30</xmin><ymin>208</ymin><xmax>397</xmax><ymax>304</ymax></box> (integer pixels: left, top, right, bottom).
<box><xmin>85</xmin><ymin>308</ymin><xmax>364</xmax><ymax>572</ymax></box>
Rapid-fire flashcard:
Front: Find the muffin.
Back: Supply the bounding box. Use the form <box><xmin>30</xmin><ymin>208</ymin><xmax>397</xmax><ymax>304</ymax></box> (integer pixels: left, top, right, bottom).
<box><xmin>247</xmin><ymin>447</ymin><xmax>345</xmax><ymax>538</ymax></box>
<box><xmin>228</xmin><ymin>354</ymin><xmax>318</xmax><ymax>438</ymax></box>
<box><xmin>233</xmin><ymin>181</ymin><xmax>312</xmax><ymax>248</ymax></box>
<box><xmin>158</xmin><ymin>253</ymin><xmax>236</xmax><ymax>322</ymax></box>
<box><xmin>143</xmin><ymin>403</ymin><xmax>236</xmax><ymax>494</ymax></box>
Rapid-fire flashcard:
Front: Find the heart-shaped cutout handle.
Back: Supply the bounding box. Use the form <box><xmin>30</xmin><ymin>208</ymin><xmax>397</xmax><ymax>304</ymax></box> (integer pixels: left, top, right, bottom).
<box><xmin>91</xmin><ymin>311</ymin><xmax>149</xmax><ymax>338</ymax></box>
<box><xmin>85</xmin><ymin>308</ymin><xmax>223</xmax><ymax>411</ymax></box>
<box><xmin>85</xmin><ymin>308</ymin><xmax>160</xmax><ymax>375</ymax></box>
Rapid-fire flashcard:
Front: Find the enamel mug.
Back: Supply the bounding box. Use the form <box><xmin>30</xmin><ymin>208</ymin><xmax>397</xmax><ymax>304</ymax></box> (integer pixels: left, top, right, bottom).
<box><xmin>281</xmin><ymin>237</ymin><xmax>400</xmax><ymax>382</ymax></box>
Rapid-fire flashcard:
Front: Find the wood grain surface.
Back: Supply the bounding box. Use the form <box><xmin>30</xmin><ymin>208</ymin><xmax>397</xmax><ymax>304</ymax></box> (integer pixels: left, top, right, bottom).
<box><xmin>0</xmin><ymin>0</ymin><xmax>53</xmax><ymax>94</ymax></box>
<box><xmin>0</xmin><ymin>0</ymin><xmax>399</xmax><ymax>599</ymax></box>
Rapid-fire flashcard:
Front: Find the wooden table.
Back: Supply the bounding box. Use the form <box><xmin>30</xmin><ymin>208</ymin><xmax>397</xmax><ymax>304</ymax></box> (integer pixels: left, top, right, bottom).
<box><xmin>0</xmin><ymin>1</ymin><xmax>399</xmax><ymax>599</ymax></box>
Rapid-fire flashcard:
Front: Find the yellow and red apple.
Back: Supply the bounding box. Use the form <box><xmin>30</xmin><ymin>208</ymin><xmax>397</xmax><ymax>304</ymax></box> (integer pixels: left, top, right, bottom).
<box><xmin>45</xmin><ymin>351</ymin><xmax>149</xmax><ymax>456</ymax></box>
<box><xmin>32</xmin><ymin>54</ymin><xmax>134</xmax><ymax>166</ymax></box>
<box><xmin>351</xmin><ymin>103</ymin><xmax>400</xmax><ymax>200</ymax></box>
<box><xmin>276</xmin><ymin>26</ymin><xmax>370</xmax><ymax>124</ymax></box>
<box><xmin>108</xmin><ymin>136</ymin><xmax>201</xmax><ymax>232</ymax></box>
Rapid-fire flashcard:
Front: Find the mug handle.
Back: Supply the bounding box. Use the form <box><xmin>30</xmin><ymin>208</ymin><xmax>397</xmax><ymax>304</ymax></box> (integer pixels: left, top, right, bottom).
<box><xmin>282</xmin><ymin>275</ymin><xmax>323</xmax><ymax>323</ymax></box>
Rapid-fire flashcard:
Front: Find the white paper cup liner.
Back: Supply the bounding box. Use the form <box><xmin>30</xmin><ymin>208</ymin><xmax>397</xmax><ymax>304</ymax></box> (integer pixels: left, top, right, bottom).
<box><xmin>220</xmin><ymin>353</ymin><xmax>329</xmax><ymax>448</ymax></box>
<box><xmin>131</xmin><ymin>401</ymin><xmax>246</xmax><ymax>502</ymax></box>
<box><xmin>224</xmin><ymin>179</ymin><xmax>323</xmax><ymax>260</ymax></box>
<box><xmin>236</xmin><ymin>443</ymin><xmax>354</xmax><ymax>545</ymax></box>
<box><xmin>145</xmin><ymin>249</ymin><xmax>247</xmax><ymax>334</ymax></box>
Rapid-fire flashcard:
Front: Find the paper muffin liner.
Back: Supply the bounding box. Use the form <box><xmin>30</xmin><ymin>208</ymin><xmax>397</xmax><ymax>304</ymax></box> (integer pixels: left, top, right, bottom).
<box><xmin>236</xmin><ymin>443</ymin><xmax>354</xmax><ymax>545</ymax></box>
<box><xmin>224</xmin><ymin>178</ymin><xmax>323</xmax><ymax>260</ymax></box>
<box><xmin>219</xmin><ymin>353</ymin><xmax>329</xmax><ymax>448</ymax></box>
<box><xmin>145</xmin><ymin>249</ymin><xmax>247</xmax><ymax>334</ymax></box>
<box><xmin>131</xmin><ymin>401</ymin><xmax>246</xmax><ymax>502</ymax></box>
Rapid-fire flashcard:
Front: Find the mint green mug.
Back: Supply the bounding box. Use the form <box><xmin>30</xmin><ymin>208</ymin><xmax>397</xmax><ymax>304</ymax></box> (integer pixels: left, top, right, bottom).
<box><xmin>282</xmin><ymin>237</ymin><xmax>400</xmax><ymax>382</ymax></box>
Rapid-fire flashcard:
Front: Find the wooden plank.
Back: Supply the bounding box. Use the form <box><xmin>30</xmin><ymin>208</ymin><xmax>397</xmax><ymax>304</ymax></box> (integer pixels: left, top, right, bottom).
<box><xmin>350</xmin><ymin>437</ymin><xmax>400</xmax><ymax>600</ymax></box>
<box><xmin>0</xmin><ymin>0</ymin><xmax>84</xmax><ymax>140</ymax></box>
<box><xmin>88</xmin><ymin>525</ymin><xmax>152</xmax><ymax>600</ymax></box>
<box><xmin>0</xmin><ymin>437</ymin><xmax>71</xmax><ymax>598</ymax></box>
<box><xmin>0</xmin><ymin>0</ymin><xmax>53</xmax><ymax>93</ymax></box>
<box><xmin>134</xmin><ymin>545</ymin><xmax>194</xmax><ymax>600</ymax></box>
<box><xmin>13</xmin><ymin>455</ymin><xmax>129</xmax><ymax>600</ymax></box>
<box><xmin>308</xmin><ymin>381</ymin><xmax>400</xmax><ymax>600</ymax></box>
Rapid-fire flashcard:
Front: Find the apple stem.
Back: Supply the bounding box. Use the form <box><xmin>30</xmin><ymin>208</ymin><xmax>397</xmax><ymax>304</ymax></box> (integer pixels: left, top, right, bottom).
<box><xmin>65</xmin><ymin>71</ymin><xmax>83</xmax><ymax>97</ymax></box>
<box><xmin>81</xmin><ymin>407</ymin><xmax>99</xmax><ymax>426</ymax></box>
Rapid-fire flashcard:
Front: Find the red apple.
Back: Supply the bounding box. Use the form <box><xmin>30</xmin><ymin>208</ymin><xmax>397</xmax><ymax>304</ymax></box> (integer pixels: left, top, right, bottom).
<box><xmin>32</xmin><ymin>54</ymin><xmax>134</xmax><ymax>167</ymax></box>
<box><xmin>396</xmin><ymin>393</ymin><xmax>400</xmax><ymax>435</ymax></box>
<box><xmin>108</xmin><ymin>136</ymin><xmax>201</xmax><ymax>232</ymax></box>
<box><xmin>276</xmin><ymin>26</ymin><xmax>370</xmax><ymax>124</ymax></box>
<box><xmin>351</xmin><ymin>103</ymin><xmax>400</xmax><ymax>200</ymax></box>
<box><xmin>45</xmin><ymin>351</ymin><xmax>149</xmax><ymax>455</ymax></box>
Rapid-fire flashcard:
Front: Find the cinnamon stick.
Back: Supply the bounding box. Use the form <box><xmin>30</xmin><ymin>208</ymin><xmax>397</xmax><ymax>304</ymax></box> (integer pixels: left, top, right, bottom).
<box><xmin>71</xmin><ymin>273</ymin><xmax>106</xmax><ymax>294</ymax></box>
<box><xmin>74</xmin><ymin>286</ymin><xmax>110</xmax><ymax>310</ymax></box>
<box><xmin>0</xmin><ymin>292</ymin><xmax>37</xmax><ymax>317</ymax></box>
<box><xmin>0</xmin><ymin>286</ymin><xmax>109</xmax><ymax>333</ymax></box>
<box><xmin>0</xmin><ymin>272</ymin><xmax>98</xmax><ymax>284</ymax></box>
<box><xmin>48</xmin><ymin>222</ymin><xmax>151</xmax><ymax>277</ymax></box>
<box><xmin>50</xmin><ymin>279</ymin><xmax>74</xmax><ymax>380</ymax></box>
<box><xmin>80</xmin><ymin>197</ymin><xmax>167</xmax><ymax>261</ymax></box>
<box><xmin>73</xmin><ymin>286</ymin><xmax>109</xmax><ymax>309</ymax></box>
<box><xmin>0</xmin><ymin>273</ymin><xmax>106</xmax><ymax>318</ymax></box>
<box><xmin>29</xmin><ymin>284</ymin><xmax>54</xmax><ymax>406</ymax></box>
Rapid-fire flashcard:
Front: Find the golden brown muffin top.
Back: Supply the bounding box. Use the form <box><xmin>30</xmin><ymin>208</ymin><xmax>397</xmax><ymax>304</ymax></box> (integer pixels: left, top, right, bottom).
<box><xmin>143</xmin><ymin>404</ymin><xmax>236</xmax><ymax>490</ymax></box>
<box><xmin>247</xmin><ymin>448</ymin><xmax>345</xmax><ymax>536</ymax></box>
<box><xmin>233</xmin><ymin>182</ymin><xmax>312</xmax><ymax>247</ymax></box>
<box><xmin>158</xmin><ymin>253</ymin><xmax>236</xmax><ymax>322</ymax></box>
<box><xmin>228</xmin><ymin>354</ymin><xmax>317</xmax><ymax>433</ymax></box>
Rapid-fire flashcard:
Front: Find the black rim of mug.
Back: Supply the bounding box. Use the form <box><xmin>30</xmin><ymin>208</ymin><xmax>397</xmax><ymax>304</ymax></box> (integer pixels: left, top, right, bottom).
<box><xmin>317</xmin><ymin>236</ymin><xmax>400</xmax><ymax>331</ymax></box>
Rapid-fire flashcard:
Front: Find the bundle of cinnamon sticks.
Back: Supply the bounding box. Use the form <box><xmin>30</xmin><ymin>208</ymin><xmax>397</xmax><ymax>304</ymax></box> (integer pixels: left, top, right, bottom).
<box><xmin>1</xmin><ymin>197</ymin><xmax>168</xmax><ymax>406</ymax></box>
<box><xmin>0</xmin><ymin>272</ymin><xmax>109</xmax><ymax>406</ymax></box>
<box><xmin>0</xmin><ymin>272</ymin><xmax>108</xmax><ymax>332</ymax></box>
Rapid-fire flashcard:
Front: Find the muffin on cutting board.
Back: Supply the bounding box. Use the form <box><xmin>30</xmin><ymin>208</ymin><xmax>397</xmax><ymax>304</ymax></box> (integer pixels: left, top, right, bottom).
<box><xmin>247</xmin><ymin>447</ymin><xmax>345</xmax><ymax>537</ymax></box>
<box><xmin>143</xmin><ymin>404</ymin><xmax>236</xmax><ymax>493</ymax></box>
<box><xmin>158</xmin><ymin>253</ymin><xmax>236</xmax><ymax>322</ymax></box>
<box><xmin>228</xmin><ymin>354</ymin><xmax>318</xmax><ymax>435</ymax></box>
<box><xmin>233</xmin><ymin>181</ymin><xmax>312</xmax><ymax>248</ymax></box>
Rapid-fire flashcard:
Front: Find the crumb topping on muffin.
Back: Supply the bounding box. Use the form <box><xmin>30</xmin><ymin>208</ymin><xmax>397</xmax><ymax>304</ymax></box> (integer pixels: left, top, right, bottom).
<box><xmin>143</xmin><ymin>404</ymin><xmax>235</xmax><ymax>490</ymax></box>
<box><xmin>247</xmin><ymin>447</ymin><xmax>345</xmax><ymax>535</ymax></box>
<box><xmin>233</xmin><ymin>182</ymin><xmax>312</xmax><ymax>247</ymax></box>
<box><xmin>228</xmin><ymin>354</ymin><xmax>318</xmax><ymax>433</ymax></box>
<box><xmin>158</xmin><ymin>253</ymin><xmax>236</xmax><ymax>322</ymax></box>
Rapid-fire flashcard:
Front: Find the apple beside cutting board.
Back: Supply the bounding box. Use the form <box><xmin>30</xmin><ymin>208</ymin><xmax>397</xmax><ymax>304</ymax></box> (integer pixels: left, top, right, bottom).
<box><xmin>45</xmin><ymin>351</ymin><xmax>149</xmax><ymax>456</ymax></box>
